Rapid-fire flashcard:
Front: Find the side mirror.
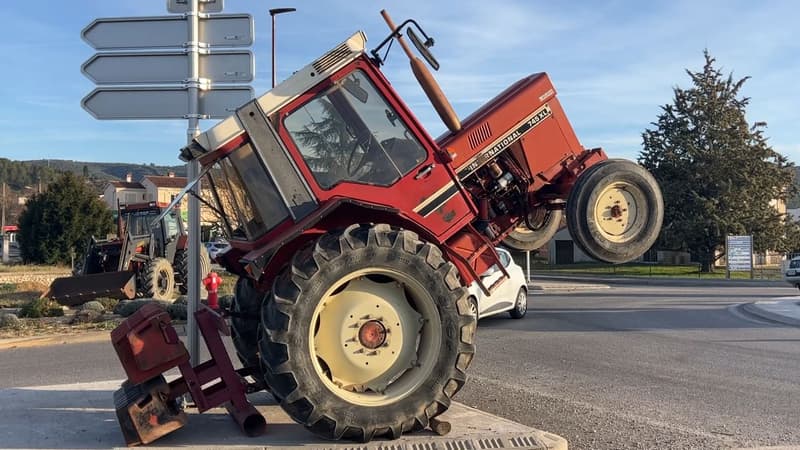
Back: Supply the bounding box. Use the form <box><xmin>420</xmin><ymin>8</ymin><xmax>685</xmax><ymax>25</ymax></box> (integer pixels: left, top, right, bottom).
<box><xmin>407</xmin><ymin>27</ymin><xmax>439</xmax><ymax>70</ymax></box>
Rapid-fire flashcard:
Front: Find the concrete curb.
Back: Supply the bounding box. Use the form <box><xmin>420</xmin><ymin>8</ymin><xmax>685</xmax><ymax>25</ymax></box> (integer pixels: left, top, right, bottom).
<box><xmin>0</xmin><ymin>330</ymin><xmax>110</xmax><ymax>350</ymax></box>
<box><xmin>0</xmin><ymin>380</ymin><xmax>568</xmax><ymax>450</ymax></box>
<box><xmin>742</xmin><ymin>300</ymin><xmax>800</xmax><ymax>327</ymax></box>
<box><xmin>529</xmin><ymin>282</ymin><xmax>609</xmax><ymax>292</ymax></box>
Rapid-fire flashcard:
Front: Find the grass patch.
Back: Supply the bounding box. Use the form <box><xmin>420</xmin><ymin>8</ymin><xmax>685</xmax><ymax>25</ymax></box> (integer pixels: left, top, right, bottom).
<box><xmin>0</xmin><ymin>316</ymin><xmax>122</xmax><ymax>339</ymax></box>
<box><xmin>0</xmin><ymin>280</ymin><xmax>50</xmax><ymax>308</ymax></box>
<box><xmin>530</xmin><ymin>262</ymin><xmax>781</xmax><ymax>280</ymax></box>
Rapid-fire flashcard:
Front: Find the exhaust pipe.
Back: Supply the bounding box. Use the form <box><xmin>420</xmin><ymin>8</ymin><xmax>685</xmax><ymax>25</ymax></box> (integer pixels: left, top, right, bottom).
<box><xmin>380</xmin><ymin>10</ymin><xmax>461</xmax><ymax>133</ymax></box>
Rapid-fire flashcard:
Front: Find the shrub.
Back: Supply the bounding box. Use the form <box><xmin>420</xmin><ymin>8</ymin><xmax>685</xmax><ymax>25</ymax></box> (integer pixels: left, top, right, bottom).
<box><xmin>167</xmin><ymin>303</ymin><xmax>187</xmax><ymax>321</ymax></box>
<box><xmin>81</xmin><ymin>300</ymin><xmax>105</xmax><ymax>313</ymax></box>
<box><xmin>95</xmin><ymin>297</ymin><xmax>119</xmax><ymax>312</ymax></box>
<box><xmin>19</xmin><ymin>298</ymin><xmax>61</xmax><ymax>318</ymax></box>
<box><xmin>114</xmin><ymin>299</ymin><xmax>171</xmax><ymax>318</ymax></box>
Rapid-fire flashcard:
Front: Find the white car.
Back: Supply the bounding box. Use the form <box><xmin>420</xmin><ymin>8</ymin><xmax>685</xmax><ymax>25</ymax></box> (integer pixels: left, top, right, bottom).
<box><xmin>204</xmin><ymin>239</ymin><xmax>230</xmax><ymax>262</ymax></box>
<box><xmin>784</xmin><ymin>256</ymin><xmax>800</xmax><ymax>289</ymax></box>
<box><xmin>467</xmin><ymin>247</ymin><xmax>528</xmax><ymax>320</ymax></box>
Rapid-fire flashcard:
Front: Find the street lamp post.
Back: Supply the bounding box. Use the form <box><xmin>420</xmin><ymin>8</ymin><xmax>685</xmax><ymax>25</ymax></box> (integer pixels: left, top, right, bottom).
<box><xmin>269</xmin><ymin>7</ymin><xmax>296</xmax><ymax>88</ymax></box>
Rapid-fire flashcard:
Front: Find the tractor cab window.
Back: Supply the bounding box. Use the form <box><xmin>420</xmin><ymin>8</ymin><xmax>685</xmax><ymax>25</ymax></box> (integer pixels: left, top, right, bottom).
<box><xmin>284</xmin><ymin>70</ymin><xmax>427</xmax><ymax>189</ymax></box>
<box><xmin>163</xmin><ymin>211</ymin><xmax>180</xmax><ymax>240</ymax></box>
<box><xmin>203</xmin><ymin>142</ymin><xmax>290</xmax><ymax>240</ymax></box>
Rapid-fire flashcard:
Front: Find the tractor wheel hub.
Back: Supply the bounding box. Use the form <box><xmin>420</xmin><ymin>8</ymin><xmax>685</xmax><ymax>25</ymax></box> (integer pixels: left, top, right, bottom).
<box><xmin>358</xmin><ymin>320</ymin><xmax>387</xmax><ymax>349</ymax></box>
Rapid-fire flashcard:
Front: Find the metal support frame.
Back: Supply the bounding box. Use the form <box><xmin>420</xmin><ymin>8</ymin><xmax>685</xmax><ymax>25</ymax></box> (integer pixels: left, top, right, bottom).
<box><xmin>186</xmin><ymin>0</ymin><xmax>202</xmax><ymax>366</ymax></box>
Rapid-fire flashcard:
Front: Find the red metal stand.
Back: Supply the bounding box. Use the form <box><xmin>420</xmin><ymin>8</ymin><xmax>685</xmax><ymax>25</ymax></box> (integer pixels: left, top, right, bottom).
<box><xmin>112</xmin><ymin>303</ymin><xmax>266</xmax><ymax>446</ymax></box>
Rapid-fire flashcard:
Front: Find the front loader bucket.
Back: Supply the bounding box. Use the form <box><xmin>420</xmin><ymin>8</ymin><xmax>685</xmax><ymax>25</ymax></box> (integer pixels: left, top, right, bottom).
<box><xmin>46</xmin><ymin>271</ymin><xmax>137</xmax><ymax>307</ymax></box>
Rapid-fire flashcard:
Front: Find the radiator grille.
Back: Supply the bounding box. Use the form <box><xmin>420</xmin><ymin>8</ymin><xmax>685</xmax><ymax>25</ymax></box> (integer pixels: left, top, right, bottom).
<box><xmin>468</xmin><ymin>122</ymin><xmax>492</xmax><ymax>149</ymax></box>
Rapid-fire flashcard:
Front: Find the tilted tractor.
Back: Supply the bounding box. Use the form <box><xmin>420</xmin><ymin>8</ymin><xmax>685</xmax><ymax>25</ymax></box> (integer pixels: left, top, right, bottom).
<box><xmin>47</xmin><ymin>201</ymin><xmax>211</xmax><ymax>305</ymax></box>
<box><xmin>108</xmin><ymin>10</ymin><xmax>663</xmax><ymax>445</ymax></box>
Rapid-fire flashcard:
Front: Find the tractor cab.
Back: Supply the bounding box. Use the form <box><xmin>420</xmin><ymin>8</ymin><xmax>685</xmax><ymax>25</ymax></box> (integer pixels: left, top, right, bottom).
<box><xmin>175</xmin><ymin>29</ymin><xmax>484</xmax><ymax>284</ymax></box>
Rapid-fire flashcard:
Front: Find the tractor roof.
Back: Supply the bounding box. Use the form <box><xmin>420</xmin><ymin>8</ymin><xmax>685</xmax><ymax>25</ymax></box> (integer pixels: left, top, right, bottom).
<box><xmin>192</xmin><ymin>31</ymin><xmax>368</xmax><ymax>155</ymax></box>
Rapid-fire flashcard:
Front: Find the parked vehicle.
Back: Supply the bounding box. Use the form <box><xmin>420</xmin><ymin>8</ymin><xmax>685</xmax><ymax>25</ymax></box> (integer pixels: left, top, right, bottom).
<box><xmin>204</xmin><ymin>240</ymin><xmax>230</xmax><ymax>262</ymax></box>
<box><xmin>467</xmin><ymin>248</ymin><xmax>528</xmax><ymax>319</ymax></box>
<box><xmin>784</xmin><ymin>256</ymin><xmax>800</xmax><ymax>289</ymax></box>
<box><xmin>46</xmin><ymin>202</ymin><xmax>211</xmax><ymax>305</ymax></box>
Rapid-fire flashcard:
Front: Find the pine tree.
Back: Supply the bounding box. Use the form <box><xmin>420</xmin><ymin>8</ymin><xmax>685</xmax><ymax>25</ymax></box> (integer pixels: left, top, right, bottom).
<box><xmin>16</xmin><ymin>172</ymin><xmax>113</xmax><ymax>265</ymax></box>
<box><xmin>639</xmin><ymin>51</ymin><xmax>796</xmax><ymax>272</ymax></box>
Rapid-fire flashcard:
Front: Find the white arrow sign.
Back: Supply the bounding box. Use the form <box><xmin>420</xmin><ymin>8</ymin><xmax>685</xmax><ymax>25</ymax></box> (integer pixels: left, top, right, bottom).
<box><xmin>82</xmin><ymin>14</ymin><xmax>253</xmax><ymax>50</ymax></box>
<box><xmin>81</xmin><ymin>86</ymin><xmax>253</xmax><ymax>120</ymax></box>
<box><xmin>81</xmin><ymin>50</ymin><xmax>253</xmax><ymax>84</ymax></box>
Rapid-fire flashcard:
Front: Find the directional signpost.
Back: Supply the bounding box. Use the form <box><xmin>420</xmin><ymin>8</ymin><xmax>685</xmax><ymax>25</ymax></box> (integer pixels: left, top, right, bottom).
<box><xmin>726</xmin><ymin>235</ymin><xmax>754</xmax><ymax>279</ymax></box>
<box><xmin>81</xmin><ymin>0</ymin><xmax>254</xmax><ymax>365</ymax></box>
<box><xmin>82</xmin><ymin>86</ymin><xmax>254</xmax><ymax>119</ymax></box>
<box><xmin>81</xmin><ymin>14</ymin><xmax>252</xmax><ymax>50</ymax></box>
<box><xmin>82</xmin><ymin>51</ymin><xmax>254</xmax><ymax>85</ymax></box>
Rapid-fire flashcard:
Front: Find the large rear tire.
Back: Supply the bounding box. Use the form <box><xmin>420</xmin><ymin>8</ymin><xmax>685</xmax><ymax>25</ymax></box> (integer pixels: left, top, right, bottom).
<box><xmin>175</xmin><ymin>247</ymin><xmax>212</xmax><ymax>295</ymax></box>
<box><xmin>259</xmin><ymin>224</ymin><xmax>476</xmax><ymax>441</ymax></box>
<box><xmin>232</xmin><ymin>276</ymin><xmax>266</xmax><ymax>370</ymax></box>
<box><xmin>566</xmin><ymin>159</ymin><xmax>663</xmax><ymax>264</ymax></box>
<box><xmin>141</xmin><ymin>257</ymin><xmax>175</xmax><ymax>300</ymax></box>
<box><xmin>503</xmin><ymin>208</ymin><xmax>563</xmax><ymax>251</ymax></box>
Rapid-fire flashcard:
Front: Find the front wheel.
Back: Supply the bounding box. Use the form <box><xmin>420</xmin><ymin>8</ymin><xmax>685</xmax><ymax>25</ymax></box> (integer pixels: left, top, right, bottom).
<box><xmin>566</xmin><ymin>159</ymin><xmax>663</xmax><ymax>264</ymax></box>
<box><xmin>259</xmin><ymin>224</ymin><xmax>476</xmax><ymax>441</ymax></box>
<box><xmin>509</xmin><ymin>287</ymin><xmax>527</xmax><ymax>319</ymax></box>
<box><xmin>141</xmin><ymin>257</ymin><xmax>175</xmax><ymax>300</ymax></box>
<box><xmin>503</xmin><ymin>208</ymin><xmax>562</xmax><ymax>252</ymax></box>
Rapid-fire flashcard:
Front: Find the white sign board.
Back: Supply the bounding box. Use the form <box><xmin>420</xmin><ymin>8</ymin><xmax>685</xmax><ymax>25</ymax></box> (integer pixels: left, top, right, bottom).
<box><xmin>82</xmin><ymin>50</ymin><xmax>254</xmax><ymax>84</ymax></box>
<box><xmin>81</xmin><ymin>86</ymin><xmax>253</xmax><ymax>120</ymax></box>
<box><xmin>82</xmin><ymin>14</ymin><xmax>253</xmax><ymax>50</ymax></box>
<box><xmin>726</xmin><ymin>235</ymin><xmax>753</xmax><ymax>272</ymax></box>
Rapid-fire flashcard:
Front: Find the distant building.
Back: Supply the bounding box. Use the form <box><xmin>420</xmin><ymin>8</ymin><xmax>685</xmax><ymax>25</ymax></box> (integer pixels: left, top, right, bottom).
<box><xmin>102</xmin><ymin>173</ymin><xmax>147</xmax><ymax>207</ymax></box>
<box><xmin>102</xmin><ymin>172</ymin><xmax>187</xmax><ymax>209</ymax></box>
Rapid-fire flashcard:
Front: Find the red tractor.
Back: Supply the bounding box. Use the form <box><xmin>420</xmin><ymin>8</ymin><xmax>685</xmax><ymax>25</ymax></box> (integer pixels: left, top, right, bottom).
<box><xmin>47</xmin><ymin>201</ymin><xmax>211</xmax><ymax>305</ymax></box>
<box><xmin>155</xmin><ymin>11</ymin><xmax>662</xmax><ymax>442</ymax></box>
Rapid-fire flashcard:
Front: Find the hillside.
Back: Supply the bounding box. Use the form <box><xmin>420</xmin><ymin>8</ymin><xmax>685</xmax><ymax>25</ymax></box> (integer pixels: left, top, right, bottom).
<box><xmin>21</xmin><ymin>159</ymin><xmax>186</xmax><ymax>182</ymax></box>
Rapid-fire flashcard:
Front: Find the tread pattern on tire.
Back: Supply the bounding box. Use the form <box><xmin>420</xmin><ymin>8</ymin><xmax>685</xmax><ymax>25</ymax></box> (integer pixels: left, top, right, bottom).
<box><xmin>503</xmin><ymin>209</ymin><xmax>563</xmax><ymax>252</ymax></box>
<box><xmin>175</xmin><ymin>247</ymin><xmax>211</xmax><ymax>295</ymax></box>
<box><xmin>258</xmin><ymin>224</ymin><xmax>476</xmax><ymax>442</ymax></box>
<box><xmin>142</xmin><ymin>257</ymin><xmax>174</xmax><ymax>300</ymax></box>
<box><xmin>567</xmin><ymin>159</ymin><xmax>663</xmax><ymax>264</ymax></box>
<box><xmin>231</xmin><ymin>276</ymin><xmax>266</xmax><ymax>369</ymax></box>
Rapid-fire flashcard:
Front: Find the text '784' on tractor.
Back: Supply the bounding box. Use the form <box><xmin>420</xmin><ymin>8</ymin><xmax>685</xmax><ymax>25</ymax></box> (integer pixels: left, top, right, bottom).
<box><xmin>110</xmin><ymin>10</ymin><xmax>663</xmax><ymax>445</ymax></box>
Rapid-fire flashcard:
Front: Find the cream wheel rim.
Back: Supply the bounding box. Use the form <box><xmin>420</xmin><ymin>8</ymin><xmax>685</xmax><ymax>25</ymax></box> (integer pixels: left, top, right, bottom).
<box><xmin>593</xmin><ymin>181</ymin><xmax>640</xmax><ymax>243</ymax></box>
<box><xmin>310</xmin><ymin>268</ymin><xmax>441</xmax><ymax>406</ymax></box>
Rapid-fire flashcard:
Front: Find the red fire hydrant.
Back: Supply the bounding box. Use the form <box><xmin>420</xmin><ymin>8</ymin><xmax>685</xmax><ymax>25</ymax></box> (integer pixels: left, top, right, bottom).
<box><xmin>202</xmin><ymin>271</ymin><xmax>222</xmax><ymax>310</ymax></box>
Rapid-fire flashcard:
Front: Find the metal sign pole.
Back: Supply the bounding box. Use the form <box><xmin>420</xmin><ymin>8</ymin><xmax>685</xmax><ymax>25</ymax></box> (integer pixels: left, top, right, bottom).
<box><xmin>186</xmin><ymin>0</ymin><xmax>201</xmax><ymax>367</ymax></box>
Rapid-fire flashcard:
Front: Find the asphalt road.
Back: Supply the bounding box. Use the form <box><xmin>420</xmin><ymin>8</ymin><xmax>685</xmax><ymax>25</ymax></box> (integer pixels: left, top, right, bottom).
<box><xmin>457</xmin><ymin>282</ymin><xmax>800</xmax><ymax>450</ymax></box>
<box><xmin>1</xmin><ymin>281</ymin><xmax>798</xmax><ymax>449</ymax></box>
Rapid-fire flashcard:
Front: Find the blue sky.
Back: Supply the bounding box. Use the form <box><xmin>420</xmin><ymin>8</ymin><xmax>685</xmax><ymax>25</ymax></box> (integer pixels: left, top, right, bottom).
<box><xmin>0</xmin><ymin>0</ymin><xmax>797</xmax><ymax>167</ymax></box>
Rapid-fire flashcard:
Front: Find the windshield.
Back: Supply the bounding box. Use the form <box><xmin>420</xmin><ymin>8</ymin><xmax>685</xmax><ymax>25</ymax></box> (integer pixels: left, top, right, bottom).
<box><xmin>203</xmin><ymin>143</ymin><xmax>290</xmax><ymax>240</ymax></box>
<box><xmin>284</xmin><ymin>70</ymin><xmax>427</xmax><ymax>189</ymax></box>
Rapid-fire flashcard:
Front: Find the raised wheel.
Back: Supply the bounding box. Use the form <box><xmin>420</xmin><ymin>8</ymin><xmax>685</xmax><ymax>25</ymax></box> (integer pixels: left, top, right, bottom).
<box><xmin>141</xmin><ymin>257</ymin><xmax>175</xmax><ymax>300</ymax></box>
<box><xmin>502</xmin><ymin>207</ymin><xmax>563</xmax><ymax>252</ymax></box>
<box><xmin>566</xmin><ymin>159</ymin><xmax>663</xmax><ymax>264</ymax></box>
<box><xmin>175</xmin><ymin>247</ymin><xmax>212</xmax><ymax>295</ymax></box>
<box><xmin>509</xmin><ymin>287</ymin><xmax>527</xmax><ymax>319</ymax></box>
<box><xmin>231</xmin><ymin>276</ymin><xmax>267</xmax><ymax>370</ymax></box>
<box><xmin>259</xmin><ymin>224</ymin><xmax>476</xmax><ymax>441</ymax></box>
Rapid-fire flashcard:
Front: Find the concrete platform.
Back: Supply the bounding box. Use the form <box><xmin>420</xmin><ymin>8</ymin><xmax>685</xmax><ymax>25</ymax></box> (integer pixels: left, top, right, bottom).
<box><xmin>0</xmin><ymin>380</ymin><xmax>567</xmax><ymax>450</ymax></box>
<box><xmin>743</xmin><ymin>297</ymin><xmax>800</xmax><ymax>327</ymax></box>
